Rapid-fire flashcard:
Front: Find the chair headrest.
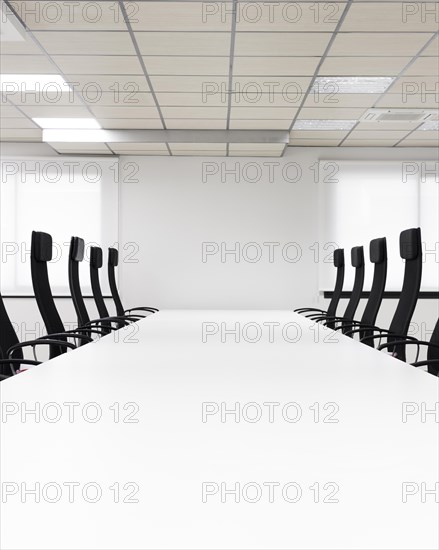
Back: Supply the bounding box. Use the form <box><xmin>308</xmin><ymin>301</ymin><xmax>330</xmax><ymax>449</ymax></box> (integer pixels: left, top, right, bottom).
<box><xmin>400</xmin><ymin>228</ymin><xmax>421</xmax><ymax>260</ymax></box>
<box><xmin>70</xmin><ymin>237</ymin><xmax>85</xmax><ymax>262</ymax></box>
<box><xmin>369</xmin><ymin>237</ymin><xmax>387</xmax><ymax>264</ymax></box>
<box><xmin>333</xmin><ymin>248</ymin><xmax>344</xmax><ymax>268</ymax></box>
<box><xmin>351</xmin><ymin>246</ymin><xmax>364</xmax><ymax>268</ymax></box>
<box><xmin>31</xmin><ymin>231</ymin><xmax>52</xmax><ymax>262</ymax></box>
<box><xmin>108</xmin><ymin>248</ymin><xmax>119</xmax><ymax>267</ymax></box>
<box><xmin>90</xmin><ymin>247</ymin><xmax>103</xmax><ymax>269</ymax></box>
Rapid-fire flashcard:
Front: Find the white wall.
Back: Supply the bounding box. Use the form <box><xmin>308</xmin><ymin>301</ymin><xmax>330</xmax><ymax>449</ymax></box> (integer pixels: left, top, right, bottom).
<box><xmin>1</xmin><ymin>144</ymin><xmax>438</xmax><ymax>353</ymax></box>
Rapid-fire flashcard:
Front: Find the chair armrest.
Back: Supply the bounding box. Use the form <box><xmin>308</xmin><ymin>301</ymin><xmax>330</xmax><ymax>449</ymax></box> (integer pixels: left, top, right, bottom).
<box><xmin>0</xmin><ymin>358</ymin><xmax>41</xmax><ymax>376</ymax></box>
<box><xmin>378</xmin><ymin>340</ymin><xmax>439</xmax><ymax>363</ymax></box>
<box><xmin>125</xmin><ymin>307</ymin><xmax>159</xmax><ymax>314</ymax></box>
<box><xmin>344</xmin><ymin>324</ymin><xmax>384</xmax><ymax>338</ymax></box>
<box><xmin>411</xmin><ymin>359</ymin><xmax>439</xmax><ymax>375</ymax></box>
<box><xmin>39</xmin><ymin>332</ymin><xmax>93</xmax><ymax>344</ymax></box>
<box><xmin>294</xmin><ymin>308</ymin><xmax>326</xmax><ymax>314</ymax></box>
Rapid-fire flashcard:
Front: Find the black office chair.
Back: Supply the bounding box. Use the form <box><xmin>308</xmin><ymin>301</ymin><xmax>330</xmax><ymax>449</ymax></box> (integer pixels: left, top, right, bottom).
<box><xmin>89</xmin><ymin>247</ymin><xmax>142</xmax><ymax>333</ymax></box>
<box><xmin>31</xmin><ymin>231</ymin><xmax>100</xmax><ymax>358</ymax></box>
<box><xmin>108</xmin><ymin>247</ymin><xmax>158</xmax><ymax>317</ymax></box>
<box><xmin>69</xmin><ymin>237</ymin><xmax>134</xmax><ymax>335</ymax></box>
<box><xmin>294</xmin><ymin>248</ymin><xmax>345</xmax><ymax>323</ymax></box>
<box><xmin>309</xmin><ymin>246</ymin><xmax>365</xmax><ymax>332</ymax></box>
<box><xmin>346</xmin><ymin>228</ymin><xmax>423</xmax><ymax>361</ymax></box>
<box><xmin>0</xmin><ymin>289</ymin><xmax>75</xmax><ymax>378</ymax></box>
<box><xmin>332</xmin><ymin>238</ymin><xmax>387</xmax><ymax>339</ymax></box>
<box><xmin>378</xmin><ymin>318</ymin><xmax>439</xmax><ymax>376</ymax></box>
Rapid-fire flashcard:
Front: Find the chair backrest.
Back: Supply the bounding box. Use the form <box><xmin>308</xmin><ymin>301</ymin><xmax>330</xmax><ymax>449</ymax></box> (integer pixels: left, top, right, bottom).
<box><xmin>108</xmin><ymin>248</ymin><xmax>125</xmax><ymax>317</ymax></box>
<box><xmin>326</xmin><ymin>249</ymin><xmax>345</xmax><ymax>321</ymax></box>
<box><xmin>68</xmin><ymin>237</ymin><xmax>90</xmax><ymax>326</ymax></box>
<box><xmin>358</xmin><ymin>237</ymin><xmax>388</xmax><ymax>343</ymax></box>
<box><xmin>341</xmin><ymin>246</ymin><xmax>365</xmax><ymax>329</ymax></box>
<box><xmin>388</xmin><ymin>228</ymin><xmax>423</xmax><ymax>360</ymax></box>
<box><xmin>90</xmin><ymin>247</ymin><xmax>110</xmax><ymax>319</ymax></box>
<box><xmin>0</xmin><ymin>291</ymin><xmax>22</xmax><ymax>375</ymax></box>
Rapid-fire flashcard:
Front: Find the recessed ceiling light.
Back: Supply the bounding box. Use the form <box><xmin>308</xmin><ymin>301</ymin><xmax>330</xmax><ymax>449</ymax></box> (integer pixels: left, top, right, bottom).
<box><xmin>0</xmin><ymin>74</ymin><xmax>71</xmax><ymax>92</ymax></box>
<box><xmin>419</xmin><ymin>121</ymin><xmax>439</xmax><ymax>131</ymax></box>
<box><xmin>33</xmin><ymin>118</ymin><xmax>101</xmax><ymax>129</ymax></box>
<box><xmin>312</xmin><ymin>77</ymin><xmax>394</xmax><ymax>94</ymax></box>
<box><xmin>293</xmin><ymin>120</ymin><xmax>357</xmax><ymax>131</ymax></box>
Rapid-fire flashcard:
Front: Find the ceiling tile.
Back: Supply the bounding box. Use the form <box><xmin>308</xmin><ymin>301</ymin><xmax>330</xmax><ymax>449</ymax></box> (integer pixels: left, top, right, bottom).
<box><xmin>403</xmin><ymin>57</ymin><xmax>439</xmax><ymax>76</ymax></box>
<box><xmin>398</xmin><ymin>139</ymin><xmax>439</xmax><ymax>147</ymax></box>
<box><xmin>135</xmin><ymin>32</ymin><xmax>230</xmax><ymax>56</ymax></box>
<box><xmin>144</xmin><ymin>56</ymin><xmax>229</xmax><ymax>76</ymax></box>
<box><xmin>170</xmin><ymin>143</ymin><xmax>227</xmax><ymax>152</ymax></box>
<box><xmin>233</xmin><ymin>76</ymin><xmax>312</xmax><ymax>91</ymax></box>
<box><xmin>303</xmin><ymin>93</ymin><xmax>382</xmax><ymax>108</ymax></box>
<box><xmin>0</xmin><ymin>118</ymin><xmax>39</xmax><ymax>129</ymax></box>
<box><xmin>150</xmin><ymin>76</ymin><xmax>227</xmax><ymax>93</ymax></box>
<box><xmin>64</xmin><ymin>75</ymin><xmax>150</xmax><ymax>93</ymax></box>
<box><xmin>157</xmin><ymin>93</ymin><xmax>225</xmax><ymax>107</ymax></box>
<box><xmin>235</xmin><ymin>33</ymin><xmax>332</xmax><ymax>56</ymax></box>
<box><xmin>298</xmin><ymin>107</ymin><xmax>367</xmax><ymax>119</ymax></box>
<box><xmin>0</xmin><ymin>34</ymin><xmax>43</xmax><ymax>55</ymax></box>
<box><xmin>290</xmin><ymin>130</ymin><xmax>349</xmax><ymax>139</ymax></box>
<box><xmin>48</xmin><ymin>142</ymin><xmax>112</xmax><ymax>154</ymax></box>
<box><xmin>0</xmin><ymin>129</ymin><xmax>42</xmax><ymax>141</ymax></box>
<box><xmin>231</xmin><ymin>106</ymin><xmax>298</xmax><ymax>119</ymax></box>
<box><xmin>229</xmin><ymin>143</ymin><xmax>284</xmax><ymax>156</ymax></box>
<box><xmin>12</xmin><ymin>1</ymin><xmax>126</xmax><ymax>31</ymax></box>
<box><xmin>160</xmin><ymin>106</ymin><xmax>227</xmax><ymax>118</ymax></box>
<box><xmin>405</xmin><ymin>131</ymin><xmax>439</xmax><ymax>141</ymax></box>
<box><xmin>34</xmin><ymin>31</ymin><xmax>136</xmax><ymax>55</ymax></box>
<box><xmin>375</xmin><ymin>94</ymin><xmax>439</xmax><ymax>108</ymax></box>
<box><xmin>420</xmin><ymin>36</ymin><xmax>438</xmax><ymax>56</ymax></box>
<box><xmin>0</xmin><ymin>105</ymin><xmax>23</xmax><ymax>118</ymax></box>
<box><xmin>342</xmin><ymin>2</ymin><xmax>439</xmax><ymax>31</ymax></box>
<box><xmin>233</xmin><ymin>57</ymin><xmax>319</xmax><ymax>76</ymax></box>
<box><xmin>230</xmin><ymin>93</ymin><xmax>304</xmax><ymax>107</ymax></box>
<box><xmin>236</xmin><ymin>2</ymin><xmax>344</xmax><ymax>31</ymax></box>
<box><xmin>329</xmin><ymin>33</ymin><xmax>434</xmax><ymax>57</ymax></box>
<box><xmin>289</xmin><ymin>138</ymin><xmax>342</xmax><ymax>146</ymax></box>
<box><xmin>54</xmin><ymin>56</ymin><xmax>143</xmax><ymax>75</ymax></box>
<box><xmin>111</xmin><ymin>143</ymin><xmax>168</xmax><ymax>152</ymax></box>
<box><xmin>97</xmin><ymin>119</ymin><xmax>164</xmax><ymax>129</ymax></box>
<box><xmin>0</xmin><ymin>54</ymin><xmax>58</xmax><ymax>73</ymax></box>
<box><xmin>347</xmin><ymin>130</ymin><xmax>410</xmax><ymax>140</ymax></box>
<box><xmin>229</xmin><ymin>119</ymin><xmax>292</xmax><ymax>130</ymax></box>
<box><xmin>165</xmin><ymin>119</ymin><xmax>227</xmax><ymax>129</ymax></box>
<box><xmin>355</xmin><ymin>121</ymin><xmax>420</xmax><ymax>131</ymax></box>
<box><xmin>319</xmin><ymin>57</ymin><xmax>411</xmax><ymax>76</ymax></box>
<box><xmin>132</xmin><ymin>2</ymin><xmax>233</xmax><ymax>31</ymax></box>
<box><xmin>19</xmin><ymin>105</ymin><xmax>92</xmax><ymax>117</ymax></box>
<box><xmin>89</xmin><ymin>106</ymin><xmax>160</xmax><ymax>118</ymax></box>
<box><xmin>342</xmin><ymin>138</ymin><xmax>399</xmax><ymax>146</ymax></box>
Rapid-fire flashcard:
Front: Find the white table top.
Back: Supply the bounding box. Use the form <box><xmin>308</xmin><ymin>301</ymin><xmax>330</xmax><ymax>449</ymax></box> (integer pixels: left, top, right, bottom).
<box><xmin>1</xmin><ymin>310</ymin><xmax>438</xmax><ymax>550</ymax></box>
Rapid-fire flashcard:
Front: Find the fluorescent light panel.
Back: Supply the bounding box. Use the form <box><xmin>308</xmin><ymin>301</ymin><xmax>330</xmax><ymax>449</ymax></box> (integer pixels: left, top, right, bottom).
<box><xmin>419</xmin><ymin>121</ymin><xmax>439</xmax><ymax>131</ymax></box>
<box><xmin>293</xmin><ymin>120</ymin><xmax>357</xmax><ymax>131</ymax></box>
<box><xmin>312</xmin><ymin>77</ymin><xmax>394</xmax><ymax>94</ymax></box>
<box><xmin>33</xmin><ymin>118</ymin><xmax>101</xmax><ymax>129</ymax></box>
<box><xmin>0</xmin><ymin>74</ymin><xmax>70</xmax><ymax>92</ymax></box>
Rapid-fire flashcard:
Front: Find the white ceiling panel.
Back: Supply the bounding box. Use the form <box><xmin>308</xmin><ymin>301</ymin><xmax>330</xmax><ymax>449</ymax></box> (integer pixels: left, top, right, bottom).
<box><xmin>54</xmin><ymin>56</ymin><xmax>144</xmax><ymax>75</ymax></box>
<box><xmin>231</xmin><ymin>106</ymin><xmax>298</xmax><ymax>119</ymax></box>
<box><xmin>132</xmin><ymin>3</ymin><xmax>233</xmax><ymax>32</ymax></box>
<box><xmin>97</xmin><ymin>119</ymin><xmax>164</xmax><ymax>130</ymax></box>
<box><xmin>135</xmin><ymin>32</ymin><xmax>231</xmax><ymax>56</ymax></box>
<box><xmin>48</xmin><ymin>142</ymin><xmax>112</xmax><ymax>154</ymax></box>
<box><xmin>165</xmin><ymin>119</ymin><xmax>227</xmax><ymax>129</ymax></box>
<box><xmin>19</xmin><ymin>105</ymin><xmax>92</xmax><ymax>117</ymax></box>
<box><xmin>0</xmin><ymin>128</ymin><xmax>42</xmax><ymax>141</ymax></box>
<box><xmin>0</xmin><ymin>54</ymin><xmax>58</xmax><ymax>73</ymax></box>
<box><xmin>319</xmin><ymin>57</ymin><xmax>411</xmax><ymax>76</ymax></box>
<box><xmin>235</xmin><ymin>33</ymin><xmax>332</xmax><ymax>56</ymax></box>
<box><xmin>230</xmin><ymin>119</ymin><xmax>292</xmax><ymax>130</ymax></box>
<box><xmin>0</xmin><ymin>118</ymin><xmax>39</xmax><ymax>129</ymax></box>
<box><xmin>329</xmin><ymin>33</ymin><xmax>434</xmax><ymax>57</ymax></box>
<box><xmin>161</xmin><ymin>106</ymin><xmax>228</xmax><ymax>118</ymax></box>
<box><xmin>89</xmin><ymin>106</ymin><xmax>161</xmax><ymax>118</ymax></box>
<box><xmin>34</xmin><ymin>31</ymin><xmax>137</xmax><ymax>55</ymax></box>
<box><xmin>289</xmin><ymin>138</ymin><xmax>343</xmax><ymax>146</ymax></box>
<box><xmin>13</xmin><ymin>1</ymin><xmax>126</xmax><ymax>31</ymax></box>
<box><xmin>233</xmin><ymin>57</ymin><xmax>319</xmax><ymax>76</ymax></box>
<box><xmin>403</xmin><ymin>57</ymin><xmax>439</xmax><ymax>76</ymax></box>
<box><xmin>143</xmin><ymin>57</ymin><xmax>229</xmax><ymax>76</ymax></box>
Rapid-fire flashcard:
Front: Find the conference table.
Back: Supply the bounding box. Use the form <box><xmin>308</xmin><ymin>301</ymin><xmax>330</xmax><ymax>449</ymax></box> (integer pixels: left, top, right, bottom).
<box><xmin>1</xmin><ymin>311</ymin><xmax>438</xmax><ymax>550</ymax></box>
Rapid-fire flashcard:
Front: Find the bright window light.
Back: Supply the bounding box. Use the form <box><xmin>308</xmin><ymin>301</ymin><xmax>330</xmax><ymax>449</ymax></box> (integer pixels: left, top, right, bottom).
<box><xmin>0</xmin><ymin>74</ymin><xmax>70</xmax><ymax>92</ymax></box>
<box><xmin>33</xmin><ymin>118</ymin><xmax>101</xmax><ymax>129</ymax></box>
<box><xmin>419</xmin><ymin>120</ymin><xmax>439</xmax><ymax>131</ymax></box>
<box><xmin>312</xmin><ymin>77</ymin><xmax>394</xmax><ymax>94</ymax></box>
<box><xmin>293</xmin><ymin>120</ymin><xmax>357</xmax><ymax>131</ymax></box>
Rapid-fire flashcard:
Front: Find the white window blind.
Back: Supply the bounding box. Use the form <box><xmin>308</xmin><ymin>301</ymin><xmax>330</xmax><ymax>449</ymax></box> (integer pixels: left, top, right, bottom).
<box><xmin>319</xmin><ymin>161</ymin><xmax>439</xmax><ymax>292</ymax></box>
<box><xmin>0</xmin><ymin>157</ymin><xmax>119</xmax><ymax>296</ymax></box>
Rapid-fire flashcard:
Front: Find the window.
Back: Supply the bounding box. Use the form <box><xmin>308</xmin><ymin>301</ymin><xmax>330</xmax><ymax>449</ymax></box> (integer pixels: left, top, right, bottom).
<box><xmin>0</xmin><ymin>157</ymin><xmax>119</xmax><ymax>296</ymax></box>
<box><xmin>319</xmin><ymin>161</ymin><xmax>439</xmax><ymax>292</ymax></box>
